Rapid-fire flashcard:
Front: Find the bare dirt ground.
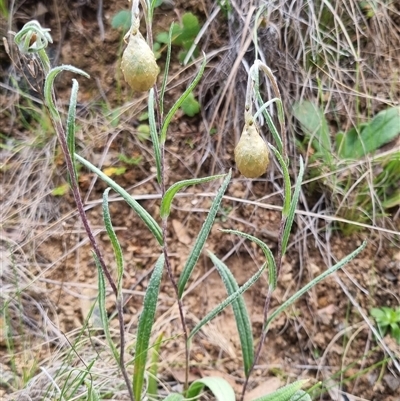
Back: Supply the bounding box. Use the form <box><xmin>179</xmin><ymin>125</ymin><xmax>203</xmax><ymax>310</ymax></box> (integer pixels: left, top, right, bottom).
<box><xmin>1</xmin><ymin>1</ymin><xmax>400</xmax><ymax>400</ymax></box>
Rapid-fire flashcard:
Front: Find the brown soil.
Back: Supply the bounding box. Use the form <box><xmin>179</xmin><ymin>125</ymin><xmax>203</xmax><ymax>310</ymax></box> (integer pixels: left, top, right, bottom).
<box><xmin>1</xmin><ymin>1</ymin><xmax>399</xmax><ymax>401</ymax></box>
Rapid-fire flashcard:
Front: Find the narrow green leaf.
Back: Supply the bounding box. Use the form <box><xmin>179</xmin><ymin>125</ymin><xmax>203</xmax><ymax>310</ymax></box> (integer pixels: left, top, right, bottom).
<box><xmin>177</xmin><ymin>170</ymin><xmax>231</xmax><ymax>298</ymax></box>
<box><xmin>251</xmin><ymin>380</ymin><xmax>309</xmax><ymax>401</ymax></box>
<box><xmin>252</xmin><ymin>68</ymin><xmax>283</xmax><ymax>153</ymax></box>
<box><xmin>281</xmin><ymin>156</ymin><xmax>304</xmax><ymax>255</ymax></box>
<box><xmin>160</xmin><ymin>174</ymin><xmax>226</xmax><ymax>219</ymax></box>
<box><xmin>133</xmin><ymin>254</ymin><xmax>165</xmax><ymax>401</ymax></box>
<box><xmin>66</xmin><ymin>79</ymin><xmax>79</xmax><ymax>183</ymax></box>
<box><xmin>160</xmin><ymin>24</ymin><xmax>173</xmax><ymax>116</ymax></box>
<box><xmin>208</xmin><ymin>252</ymin><xmax>254</xmax><ymax>377</ymax></box>
<box><xmin>148</xmin><ymin>333</ymin><xmax>163</xmax><ymax>397</ymax></box>
<box><xmin>188</xmin><ymin>261</ymin><xmax>266</xmax><ymax>341</ymax></box>
<box><xmin>268</xmin><ymin>144</ymin><xmax>291</xmax><ymax>216</ymax></box>
<box><xmin>186</xmin><ymin>377</ymin><xmax>235</xmax><ymax>401</ymax></box>
<box><xmin>75</xmin><ymin>153</ymin><xmax>163</xmax><ymax>245</ymax></box>
<box><xmin>44</xmin><ymin>65</ymin><xmax>90</xmax><ymax>120</ymax></box>
<box><xmin>148</xmin><ymin>89</ymin><xmax>162</xmax><ymax>184</ymax></box>
<box><xmin>220</xmin><ymin>229</ymin><xmax>277</xmax><ymax>290</ymax></box>
<box><xmin>102</xmin><ymin>188</ymin><xmax>124</xmax><ymax>295</ymax></box>
<box><xmin>160</xmin><ymin>55</ymin><xmax>206</xmax><ymax>143</ymax></box>
<box><xmin>94</xmin><ymin>253</ymin><xmax>119</xmax><ymax>363</ymax></box>
<box><xmin>264</xmin><ymin>241</ymin><xmax>367</xmax><ymax>332</ymax></box>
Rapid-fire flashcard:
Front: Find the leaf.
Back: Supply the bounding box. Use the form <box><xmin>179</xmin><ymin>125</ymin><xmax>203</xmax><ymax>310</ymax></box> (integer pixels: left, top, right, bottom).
<box><xmin>133</xmin><ymin>254</ymin><xmax>165</xmax><ymax>401</ymax></box>
<box><xmin>148</xmin><ymin>89</ymin><xmax>162</xmax><ymax>183</ymax></box>
<box><xmin>102</xmin><ymin>188</ymin><xmax>124</xmax><ymax>294</ymax></box>
<box><xmin>148</xmin><ymin>333</ymin><xmax>163</xmax><ymax>397</ymax></box>
<box><xmin>66</xmin><ymin>79</ymin><xmax>79</xmax><ymax>183</ymax></box>
<box><xmin>94</xmin><ymin>254</ymin><xmax>119</xmax><ymax>363</ymax></box>
<box><xmin>251</xmin><ymin>380</ymin><xmax>309</xmax><ymax>401</ymax></box>
<box><xmin>268</xmin><ymin>144</ymin><xmax>291</xmax><ymax>216</ymax></box>
<box><xmin>44</xmin><ymin>65</ymin><xmax>90</xmax><ymax>120</ymax></box>
<box><xmin>75</xmin><ymin>154</ymin><xmax>163</xmax><ymax>245</ymax></box>
<box><xmin>208</xmin><ymin>252</ymin><xmax>254</xmax><ymax>377</ymax></box>
<box><xmin>111</xmin><ymin>10</ymin><xmax>131</xmax><ymax>31</ymax></box>
<box><xmin>281</xmin><ymin>156</ymin><xmax>304</xmax><ymax>255</ymax></box>
<box><xmin>186</xmin><ymin>377</ymin><xmax>235</xmax><ymax>401</ymax></box>
<box><xmin>161</xmin><ymin>55</ymin><xmax>206</xmax><ymax>143</ymax></box>
<box><xmin>264</xmin><ymin>241</ymin><xmax>367</xmax><ymax>332</ymax></box>
<box><xmin>189</xmin><ymin>260</ymin><xmax>266</xmax><ymax>341</ymax></box>
<box><xmin>160</xmin><ymin>173</ymin><xmax>226</xmax><ymax>219</ymax></box>
<box><xmin>181</xmin><ymin>92</ymin><xmax>200</xmax><ymax>117</ymax></box>
<box><xmin>220</xmin><ymin>229</ymin><xmax>277</xmax><ymax>290</ymax></box>
<box><xmin>336</xmin><ymin>107</ymin><xmax>400</xmax><ymax>159</ymax></box>
<box><xmin>292</xmin><ymin>101</ymin><xmax>332</xmax><ymax>163</ymax></box>
<box><xmin>177</xmin><ymin>170</ymin><xmax>231</xmax><ymax>298</ymax></box>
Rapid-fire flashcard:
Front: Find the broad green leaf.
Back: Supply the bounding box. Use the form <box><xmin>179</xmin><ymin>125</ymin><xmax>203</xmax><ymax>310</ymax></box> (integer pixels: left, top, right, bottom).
<box><xmin>264</xmin><ymin>241</ymin><xmax>367</xmax><ymax>332</ymax></box>
<box><xmin>102</xmin><ymin>188</ymin><xmax>124</xmax><ymax>295</ymax></box>
<box><xmin>160</xmin><ymin>174</ymin><xmax>226</xmax><ymax>219</ymax></box>
<box><xmin>220</xmin><ymin>229</ymin><xmax>277</xmax><ymax>290</ymax></box>
<box><xmin>133</xmin><ymin>254</ymin><xmax>165</xmax><ymax>401</ymax></box>
<box><xmin>281</xmin><ymin>156</ymin><xmax>304</xmax><ymax>255</ymax></box>
<box><xmin>161</xmin><ymin>55</ymin><xmax>206</xmax><ymax>144</ymax></box>
<box><xmin>181</xmin><ymin>92</ymin><xmax>200</xmax><ymax>117</ymax></box>
<box><xmin>148</xmin><ymin>89</ymin><xmax>162</xmax><ymax>184</ymax></box>
<box><xmin>293</xmin><ymin>101</ymin><xmax>332</xmax><ymax>162</ymax></box>
<box><xmin>189</xmin><ymin>261</ymin><xmax>266</xmax><ymax>341</ymax></box>
<box><xmin>177</xmin><ymin>170</ymin><xmax>231</xmax><ymax>298</ymax></box>
<box><xmin>111</xmin><ymin>10</ymin><xmax>131</xmax><ymax>31</ymax></box>
<box><xmin>75</xmin><ymin>153</ymin><xmax>163</xmax><ymax>245</ymax></box>
<box><xmin>186</xmin><ymin>377</ymin><xmax>235</xmax><ymax>401</ymax></box>
<box><xmin>208</xmin><ymin>252</ymin><xmax>254</xmax><ymax>377</ymax></box>
<box><xmin>251</xmin><ymin>380</ymin><xmax>309</xmax><ymax>401</ymax></box>
<box><xmin>336</xmin><ymin>107</ymin><xmax>400</xmax><ymax>159</ymax></box>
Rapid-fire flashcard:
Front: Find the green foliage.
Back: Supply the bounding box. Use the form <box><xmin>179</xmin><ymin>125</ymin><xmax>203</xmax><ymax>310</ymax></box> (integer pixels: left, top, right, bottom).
<box><xmin>252</xmin><ymin>381</ymin><xmax>310</xmax><ymax>401</ymax></box>
<box><xmin>336</xmin><ymin>107</ymin><xmax>400</xmax><ymax>159</ymax></box>
<box><xmin>156</xmin><ymin>13</ymin><xmax>201</xmax><ymax>62</ymax></box>
<box><xmin>293</xmin><ymin>101</ymin><xmax>400</xmax><ymax>233</ymax></box>
<box><xmin>13</xmin><ymin>18</ymin><xmax>369</xmax><ymax>401</ymax></box>
<box><xmin>111</xmin><ymin>10</ymin><xmax>131</xmax><ymax>32</ymax></box>
<box><xmin>186</xmin><ymin>377</ymin><xmax>235</xmax><ymax>401</ymax></box>
<box><xmin>180</xmin><ymin>92</ymin><xmax>201</xmax><ymax>117</ymax></box>
<box><xmin>370</xmin><ymin>306</ymin><xmax>400</xmax><ymax>344</ymax></box>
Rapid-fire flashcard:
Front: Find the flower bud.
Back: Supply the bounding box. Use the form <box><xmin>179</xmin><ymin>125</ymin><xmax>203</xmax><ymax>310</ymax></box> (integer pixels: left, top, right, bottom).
<box><xmin>121</xmin><ymin>31</ymin><xmax>159</xmax><ymax>92</ymax></box>
<box><xmin>234</xmin><ymin>123</ymin><xmax>269</xmax><ymax>178</ymax></box>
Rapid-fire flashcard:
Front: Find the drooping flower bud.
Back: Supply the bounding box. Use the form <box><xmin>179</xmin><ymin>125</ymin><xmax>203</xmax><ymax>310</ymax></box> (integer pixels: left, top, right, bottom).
<box><xmin>121</xmin><ymin>31</ymin><xmax>159</xmax><ymax>92</ymax></box>
<box><xmin>234</xmin><ymin>123</ymin><xmax>269</xmax><ymax>178</ymax></box>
